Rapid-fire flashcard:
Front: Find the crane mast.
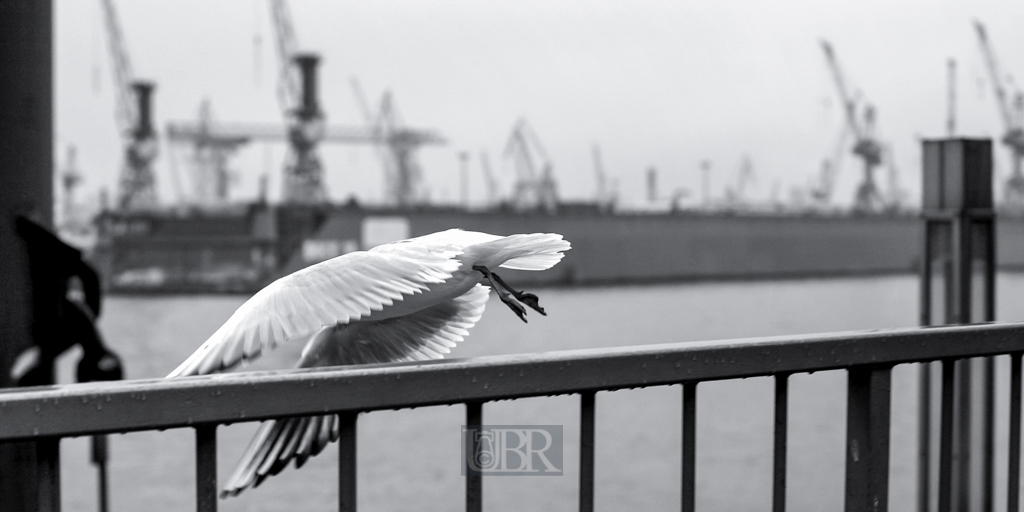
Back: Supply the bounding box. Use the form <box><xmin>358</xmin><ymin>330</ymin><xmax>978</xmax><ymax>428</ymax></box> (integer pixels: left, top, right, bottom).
<box><xmin>820</xmin><ymin>40</ymin><xmax>885</xmax><ymax>212</ymax></box>
<box><xmin>350</xmin><ymin>78</ymin><xmax>446</xmax><ymax>207</ymax></box>
<box><xmin>269</xmin><ymin>0</ymin><xmax>326</xmax><ymax>204</ymax></box>
<box><xmin>504</xmin><ymin>119</ymin><xmax>558</xmax><ymax>212</ymax></box>
<box><xmin>100</xmin><ymin>0</ymin><xmax>158</xmax><ymax>210</ymax></box>
<box><xmin>973</xmin><ymin>20</ymin><xmax>1024</xmax><ymax>205</ymax></box>
<box><xmin>480</xmin><ymin>151</ymin><xmax>499</xmax><ymax>207</ymax></box>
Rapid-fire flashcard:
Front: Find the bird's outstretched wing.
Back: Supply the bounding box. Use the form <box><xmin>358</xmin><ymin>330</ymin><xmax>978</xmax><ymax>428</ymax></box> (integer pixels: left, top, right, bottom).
<box><xmin>167</xmin><ymin>250</ymin><xmax>460</xmax><ymax>378</ymax></box>
<box><xmin>220</xmin><ymin>284</ymin><xmax>491</xmax><ymax>497</ymax></box>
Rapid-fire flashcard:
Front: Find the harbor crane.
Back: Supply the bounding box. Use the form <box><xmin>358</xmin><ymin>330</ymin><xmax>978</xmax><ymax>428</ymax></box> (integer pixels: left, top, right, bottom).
<box><xmin>820</xmin><ymin>40</ymin><xmax>887</xmax><ymax>213</ymax></box>
<box><xmin>479</xmin><ymin>151</ymin><xmax>500</xmax><ymax>207</ymax></box>
<box><xmin>180</xmin><ymin>100</ymin><xmax>243</xmax><ymax>205</ymax></box>
<box><xmin>167</xmin><ymin>1</ymin><xmax>443</xmax><ymax>206</ymax></box>
<box><xmin>724</xmin><ymin>155</ymin><xmax>755</xmax><ymax>207</ymax></box>
<box><xmin>504</xmin><ymin>119</ymin><xmax>559</xmax><ymax>212</ymax></box>
<box><xmin>974</xmin><ymin>20</ymin><xmax>1024</xmax><ymax>205</ymax></box>
<box><xmin>270</xmin><ymin>0</ymin><xmax>326</xmax><ymax>204</ymax></box>
<box><xmin>350</xmin><ymin>79</ymin><xmax>444</xmax><ymax>207</ymax></box>
<box><xmin>591</xmin><ymin>144</ymin><xmax>616</xmax><ymax>210</ymax></box>
<box><xmin>100</xmin><ymin>0</ymin><xmax>159</xmax><ymax>210</ymax></box>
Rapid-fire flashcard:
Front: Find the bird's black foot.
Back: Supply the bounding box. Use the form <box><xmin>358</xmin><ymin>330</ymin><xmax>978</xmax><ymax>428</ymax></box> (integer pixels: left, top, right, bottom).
<box><xmin>487</xmin><ymin>270</ymin><xmax>546</xmax><ymax>316</ymax></box>
<box><xmin>473</xmin><ymin>265</ymin><xmax>540</xmax><ymax>322</ymax></box>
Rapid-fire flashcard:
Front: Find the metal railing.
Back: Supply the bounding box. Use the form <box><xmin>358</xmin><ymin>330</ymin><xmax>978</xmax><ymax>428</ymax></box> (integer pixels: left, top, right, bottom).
<box><xmin>3</xmin><ymin>321</ymin><xmax>1024</xmax><ymax>512</ymax></box>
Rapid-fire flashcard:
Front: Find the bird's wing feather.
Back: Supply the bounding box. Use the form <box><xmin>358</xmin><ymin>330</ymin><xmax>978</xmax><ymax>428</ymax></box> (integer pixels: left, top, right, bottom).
<box><xmin>220</xmin><ymin>285</ymin><xmax>491</xmax><ymax>496</ymax></box>
<box><xmin>167</xmin><ymin>250</ymin><xmax>460</xmax><ymax>378</ymax></box>
<box><xmin>298</xmin><ymin>283</ymin><xmax>490</xmax><ymax>367</ymax></box>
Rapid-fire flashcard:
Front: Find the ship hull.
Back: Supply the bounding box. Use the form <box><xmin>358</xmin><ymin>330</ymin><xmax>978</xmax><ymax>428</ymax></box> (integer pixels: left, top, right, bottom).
<box><xmin>93</xmin><ymin>204</ymin><xmax>1024</xmax><ymax>293</ymax></box>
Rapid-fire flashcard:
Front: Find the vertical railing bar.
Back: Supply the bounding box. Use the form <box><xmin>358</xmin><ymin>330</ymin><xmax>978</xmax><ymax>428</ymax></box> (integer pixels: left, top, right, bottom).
<box><xmin>466</xmin><ymin>402</ymin><xmax>483</xmax><ymax>512</ymax></box>
<box><xmin>955</xmin><ymin>361</ymin><xmax>971</xmax><ymax>512</ymax></box>
<box><xmin>844</xmin><ymin>366</ymin><xmax>892</xmax><ymax>512</ymax></box>
<box><xmin>983</xmin><ymin>356</ymin><xmax>995</xmax><ymax>512</ymax></box>
<box><xmin>92</xmin><ymin>434</ymin><xmax>110</xmax><ymax>512</ymax></box>
<box><xmin>1009</xmin><ymin>353</ymin><xmax>1022</xmax><ymax>512</ymax></box>
<box><xmin>195</xmin><ymin>424</ymin><xmax>218</xmax><ymax>512</ymax></box>
<box><xmin>939</xmin><ymin>360</ymin><xmax>955</xmax><ymax>512</ymax></box>
<box><xmin>579</xmin><ymin>391</ymin><xmax>596</xmax><ymax>512</ymax></box>
<box><xmin>918</xmin><ymin>363</ymin><xmax>932</xmax><ymax>512</ymax></box>
<box><xmin>36</xmin><ymin>437</ymin><xmax>61</xmax><ymax>512</ymax></box>
<box><xmin>682</xmin><ymin>382</ymin><xmax>697</xmax><ymax>512</ymax></box>
<box><xmin>773</xmin><ymin>373</ymin><xmax>789</xmax><ymax>512</ymax></box>
<box><xmin>339</xmin><ymin>412</ymin><xmax>358</xmax><ymax>512</ymax></box>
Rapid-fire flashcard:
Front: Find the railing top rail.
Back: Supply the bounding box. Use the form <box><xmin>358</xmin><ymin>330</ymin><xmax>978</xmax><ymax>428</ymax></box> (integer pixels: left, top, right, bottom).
<box><xmin>2</xmin><ymin>321</ymin><xmax>1024</xmax><ymax>441</ymax></box>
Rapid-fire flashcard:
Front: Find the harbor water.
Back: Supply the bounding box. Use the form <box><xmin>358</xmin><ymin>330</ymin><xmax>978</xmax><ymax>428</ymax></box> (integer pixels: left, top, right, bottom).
<box><xmin>56</xmin><ymin>274</ymin><xmax>1024</xmax><ymax>511</ymax></box>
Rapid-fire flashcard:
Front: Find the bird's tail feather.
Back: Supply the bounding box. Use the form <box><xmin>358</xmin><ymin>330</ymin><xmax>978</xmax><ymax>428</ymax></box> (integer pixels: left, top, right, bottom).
<box><xmin>468</xmin><ymin>233</ymin><xmax>571</xmax><ymax>271</ymax></box>
<box><xmin>221</xmin><ymin>414</ymin><xmax>339</xmax><ymax>498</ymax></box>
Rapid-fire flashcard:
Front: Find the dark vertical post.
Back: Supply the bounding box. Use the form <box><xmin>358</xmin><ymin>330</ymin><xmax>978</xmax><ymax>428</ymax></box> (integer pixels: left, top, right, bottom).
<box><xmin>919</xmin><ymin>225</ymin><xmax>933</xmax><ymax>512</ymax></box>
<box><xmin>295</xmin><ymin>54</ymin><xmax>320</xmax><ymax>118</ymax></box>
<box><xmin>466</xmin><ymin>402</ymin><xmax>482</xmax><ymax>512</ymax></box>
<box><xmin>338</xmin><ymin>412</ymin><xmax>357</xmax><ymax>512</ymax></box>
<box><xmin>682</xmin><ymin>383</ymin><xmax>697</xmax><ymax>512</ymax></box>
<box><xmin>920</xmin><ymin>138</ymin><xmax>995</xmax><ymax>512</ymax></box>
<box><xmin>939</xmin><ymin>360</ymin><xmax>956</xmax><ymax>512</ymax></box>
<box><xmin>579</xmin><ymin>391</ymin><xmax>595</xmax><ymax>512</ymax></box>
<box><xmin>844</xmin><ymin>366</ymin><xmax>892</xmax><ymax>512</ymax></box>
<box><xmin>1009</xmin><ymin>353</ymin><xmax>1022</xmax><ymax>512</ymax></box>
<box><xmin>92</xmin><ymin>435</ymin><xmax>110</xmax><ymax>512</ymax></box>
<box><xmin>0</xmin><ymin>1</ymin><xmax>54</xmax><ymax>511</ymax></box>
<box><xmin>773</xmin><ymin>374</ymin><xmax>789</xmax><ymax>512</ymax></box>
<box><xmin>195</xmin><ymin>425</ymin><xmax>218</xmax><ymax>512</ymax></box>
<box><xmin>35</xmin><ymin>438</ymin><xmax>60</xmax><ymax>512</ymax></box>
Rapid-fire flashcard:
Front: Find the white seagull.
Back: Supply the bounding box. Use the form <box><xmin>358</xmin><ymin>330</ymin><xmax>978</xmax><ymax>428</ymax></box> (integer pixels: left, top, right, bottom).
<box><xmin>166</xmin><ymin>228</ymin><xmax>570</xmax><ymax>496</ymax></box>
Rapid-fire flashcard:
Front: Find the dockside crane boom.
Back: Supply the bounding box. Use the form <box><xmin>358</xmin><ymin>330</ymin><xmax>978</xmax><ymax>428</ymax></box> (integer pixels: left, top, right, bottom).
<box><xmin>820</xmin><ymin>40</ymin><xmax>885</xmax><ymax>212</ymax></box>
<box><xmin>270</xmin><ymin>0</ymin><xmax>299</xmax><ymax>114</ymax></box>
<box><xmin>973</xmin><ymin>20</ymin><xmax>1024</xmax><ymax>205</ymax></box>
<box><xmin>100</xmin><ymin>0</ymin><xmax>159</xmax><ymax>210</ymax></box>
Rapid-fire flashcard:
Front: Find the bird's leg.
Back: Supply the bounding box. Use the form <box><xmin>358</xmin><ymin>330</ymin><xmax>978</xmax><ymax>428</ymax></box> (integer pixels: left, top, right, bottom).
<box><xmin>473</xmin><ymin>265</ymin><xmax>528</xmax><ymax>322</ymax></box>
<box><xmin>486</xmin><ymin>271</ymin><xmax>546</xmax><ymax>316</ymax></box>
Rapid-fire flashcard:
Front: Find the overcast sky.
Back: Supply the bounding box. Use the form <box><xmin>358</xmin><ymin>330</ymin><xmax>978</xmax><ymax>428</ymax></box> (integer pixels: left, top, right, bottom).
<box><xmin>54</xmin><ymin>0</ymin><xmax>1024</xmax><ymax>209</ymax></box>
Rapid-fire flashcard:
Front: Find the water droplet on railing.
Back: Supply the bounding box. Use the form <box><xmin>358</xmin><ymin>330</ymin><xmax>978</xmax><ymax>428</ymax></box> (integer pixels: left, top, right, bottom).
<box><xmin>33</xmin><ymin>428</ymin><xmax>39</xmax><ymax>436</ymax></box>
<box><xmin>34</xmin><ymin>405</ymin><xmax>40</xmax><ymax>413</ymax></box>
<box><xmin>81</xmin><ymin>397</ymin><xmax>88</xmax><ymax>404</ymax></box>
<box><xmin>96</xmin><ymin>403</ymin><xmax>102</xmax><ymax>410</ymax></box>
<box><xmin>675</xmin><ymin>362</ymin><xmax>681</xmax><ymax>368</ymax></box>
<box><xmin>483</xmin><ymin>383</ymin><xmax>489</xmax><ymax>389</ymax></box>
